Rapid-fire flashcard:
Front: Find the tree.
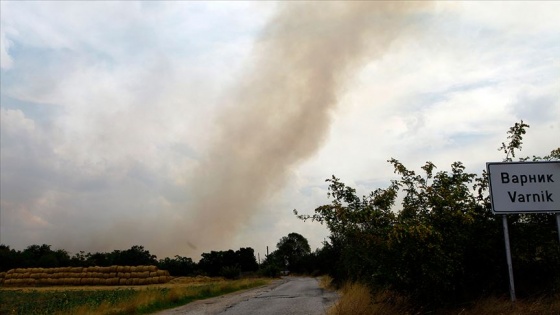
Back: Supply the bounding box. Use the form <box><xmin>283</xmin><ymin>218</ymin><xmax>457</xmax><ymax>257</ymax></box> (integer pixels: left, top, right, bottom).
<box><xmin>275</xmin><ymin>232</ymin><xmax>311</xmax><ymax>272</ymax></box>
<box><xmin>158</xmin><ymin>256</ymin><xmax>196</xmax><ymax>276</ymax></box>
<box><xmin>111</xmin><ymin>245</ymin><xmax>158</xmax><ymax>266</ymax></box>
<box><xmin>0</xmin><ymin>245</ymin><xmax>20</xmax><ymax>272</ymax></box>
<box><xmin>236</xmin><ymin>247</ymin><xmax>259</xmax><ymax>272</ymax></box>
<box><xmin>198</xmin><ymin>248</ymin><xmax>258</xmax><ymax>277</ymax></box>
<box><xmin>295</xmin><ymin>121</ymin><xmax>560</xmax><ymax>307</ymax></box>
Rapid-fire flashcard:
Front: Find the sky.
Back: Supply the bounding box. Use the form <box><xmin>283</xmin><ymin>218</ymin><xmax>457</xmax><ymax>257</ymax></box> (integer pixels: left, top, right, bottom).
<box><xmin>1</xmin><ymin>2</ymin><xmax>559</xmax><ymax>261</ymax></box>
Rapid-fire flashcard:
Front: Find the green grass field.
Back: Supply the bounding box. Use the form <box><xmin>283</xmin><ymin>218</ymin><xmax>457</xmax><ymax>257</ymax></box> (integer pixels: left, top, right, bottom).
<box><xmin>0</xmin><ymin>277</ymin><xmax>270</xmax><ymax>315</ymax></box>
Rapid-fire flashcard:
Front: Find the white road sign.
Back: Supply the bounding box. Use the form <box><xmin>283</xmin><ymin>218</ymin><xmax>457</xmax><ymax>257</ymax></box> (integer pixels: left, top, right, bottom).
<box><xmin>487</xmin><ymin>161</ymin><xmax>560</xmax><ymax>214</ymax></box>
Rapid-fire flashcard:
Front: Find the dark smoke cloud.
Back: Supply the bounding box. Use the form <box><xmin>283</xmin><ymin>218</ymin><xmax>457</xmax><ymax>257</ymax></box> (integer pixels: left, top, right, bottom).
<box><xmin>171</xmin><ymin>2</ymin><xmax>432</xmax><ymax>256</ymax></box>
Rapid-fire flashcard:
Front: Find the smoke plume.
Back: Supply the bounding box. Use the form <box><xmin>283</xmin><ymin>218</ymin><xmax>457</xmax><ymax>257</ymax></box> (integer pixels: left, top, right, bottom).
<box><xmin>167</xmin><ymin>2</ymin><xmax>431</xmax><ymax>256</ymax></box>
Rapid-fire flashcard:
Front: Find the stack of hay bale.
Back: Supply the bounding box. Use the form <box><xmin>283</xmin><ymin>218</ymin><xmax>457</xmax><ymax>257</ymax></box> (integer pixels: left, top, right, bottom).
<box><xmin>1</xmin><ymin>266</ymin><xmax>172</xmax><ymax>287</ymax></box>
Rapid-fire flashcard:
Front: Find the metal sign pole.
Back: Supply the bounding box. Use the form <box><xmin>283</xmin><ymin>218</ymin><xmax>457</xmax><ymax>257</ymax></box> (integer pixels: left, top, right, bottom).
<box><xmin>557</xmin><ymin>214</ymin><xmax>560</xmax><ymax>244</ymax></box>
<box><xmin>502</xmin><ymin>215</ymin><xmax>516</xmax><ymax>302</ymax></box>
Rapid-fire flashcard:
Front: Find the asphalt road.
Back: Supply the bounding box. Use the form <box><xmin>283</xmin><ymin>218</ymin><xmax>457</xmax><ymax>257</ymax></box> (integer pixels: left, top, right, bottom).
<box><xmin>154</xmin><ymin>277</ymin><xmax>339</xmax><ymax>315</ymax></box>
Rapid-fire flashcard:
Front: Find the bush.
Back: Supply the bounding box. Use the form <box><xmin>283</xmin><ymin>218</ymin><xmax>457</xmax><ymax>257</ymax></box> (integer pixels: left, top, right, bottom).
<box><xmin>259</xmin><ymin>264</ymin><xmax>281</xmax><ymax>278</ymax></box>
<box><xmin>220</xmin><ymin>266</ymin><xmax>241</xmax><ymax>280</ymax></box>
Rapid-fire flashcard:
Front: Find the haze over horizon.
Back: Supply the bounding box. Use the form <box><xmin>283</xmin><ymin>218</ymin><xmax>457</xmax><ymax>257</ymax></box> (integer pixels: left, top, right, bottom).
<box><xmin>1</xmin><ymin>2</ymin><xmax>559</xmax><ymax>260</ymax></box>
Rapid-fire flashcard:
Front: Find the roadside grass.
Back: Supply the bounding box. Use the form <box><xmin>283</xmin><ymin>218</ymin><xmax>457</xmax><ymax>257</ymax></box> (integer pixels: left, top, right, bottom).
<box><xmin>0</xmin><ymin>277</ymin><xmax>270</xmax><ymax>315</ymax></box>
<box><xmin>328</xmin><ymin>282</ymin><xmax>560</xmax><ymax>315</ymax></box>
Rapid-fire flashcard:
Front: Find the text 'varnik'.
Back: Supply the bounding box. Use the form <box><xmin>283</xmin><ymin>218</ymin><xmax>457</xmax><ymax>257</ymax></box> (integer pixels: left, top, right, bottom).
<box><xmin>501</xmin><ymin>172</ymin><xmax>555</xmax><ymax>203</ymax></box>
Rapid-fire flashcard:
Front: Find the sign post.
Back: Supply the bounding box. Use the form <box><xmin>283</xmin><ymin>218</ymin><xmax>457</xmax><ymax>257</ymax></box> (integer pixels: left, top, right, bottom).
<box><xmin>501</xmin><ymin>215</ymin><xmax>516</xmax><ymax>302</ymax></box>
<box><xmin>487</xmin><ymin>161</ymin><xmax>560</xmax><ymax>302</ymax></box>
<box><xmin>557</xmin><ymin>214</ymin><xmax>560</xmax><ymax>243</ymax></box>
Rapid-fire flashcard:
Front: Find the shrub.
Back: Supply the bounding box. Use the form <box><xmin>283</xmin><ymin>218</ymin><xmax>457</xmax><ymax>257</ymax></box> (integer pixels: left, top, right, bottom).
<box><xmin>220</xmin><ymin>266</ymin><xmax>241</xmax><ymax>280</ymax></box>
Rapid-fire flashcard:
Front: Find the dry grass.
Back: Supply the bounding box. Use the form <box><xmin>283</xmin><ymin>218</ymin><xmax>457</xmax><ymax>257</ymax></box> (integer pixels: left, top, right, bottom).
<box><xmin>1</xmin><ymin>277</ymin><xmax>271</xmax><ymax>315</ymax></box>
<box><xmin>328</xmin><ymin>282</ymin><xmax>560</xmax><ymax>315</ymax></box>
<box><xmin>72</xmin><ymin>278</ymin><xmax>269</xmax><ymax>315</ymax></box>
<box><xmin>452</xmin><ymin>295</ymin><xmax>560</xmax><ymax>315</ymax></box>
<box><xmin>319</xmin><ymin>275</ymin><xmax>335</xmax><ymax>290</ymax></box>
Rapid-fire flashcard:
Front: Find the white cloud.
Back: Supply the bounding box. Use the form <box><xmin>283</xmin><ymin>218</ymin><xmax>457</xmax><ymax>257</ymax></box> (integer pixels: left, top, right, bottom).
<box><xmin>0</xmin><ymin>32</ymin><xmax>13</xmax><ymax>69</ymax></box>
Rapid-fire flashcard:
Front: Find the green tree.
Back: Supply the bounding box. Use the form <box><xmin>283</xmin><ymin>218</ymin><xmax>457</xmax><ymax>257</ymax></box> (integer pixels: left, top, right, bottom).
<box><xmin>158</xmin><ymin>256</ymin><xmax>196</xmax><ymax>276</ymax></box>
<box><xmin>111</xmin><ymin>245</ymin><xmax>158</xmax><ymax>266</ymax></box>
<box><xmin>296</xmin><ymin>121</ymin><xmax>560</xmax><ymax>307</ymax></box>
<box><xmin>275</xmin><ymin>232</ymin><xmax>311</xmax><ymax>273</ymax></box>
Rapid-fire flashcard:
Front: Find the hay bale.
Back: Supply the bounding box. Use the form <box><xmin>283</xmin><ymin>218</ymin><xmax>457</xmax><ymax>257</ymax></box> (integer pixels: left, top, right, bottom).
<box><xmin>157</xmin><ymin>270</ymin><xmax>170</xmax><ymax>276</ymax></box>
<box><xmin>118</xmin><ymin>278</ymin><xmax>126</xmax><ymax>285</ymax></box>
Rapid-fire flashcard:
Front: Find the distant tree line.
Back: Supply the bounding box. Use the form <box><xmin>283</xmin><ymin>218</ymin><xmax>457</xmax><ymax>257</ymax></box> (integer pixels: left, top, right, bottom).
<box><xmin>0</xmin><ymin>232</ymin><xmax>327</xmax><ymax>280</ymax></box>
<box><xmin>0</xmin><ymin>244</ymin><xmax>263</xmax><ymax>279</ymax></box>
<box><xmin>295</xmin><ymin>121</ymin><xmax>560</xmax><ymax>309</ymax></box>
